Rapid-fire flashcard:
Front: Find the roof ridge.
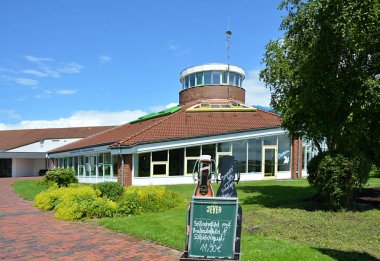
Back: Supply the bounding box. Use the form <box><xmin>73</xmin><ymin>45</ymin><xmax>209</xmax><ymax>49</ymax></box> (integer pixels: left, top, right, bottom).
<box><xmin>256</xmin><ymin>107</ymin><xmax>280</xmax><ymax>117</ymax></box>
<box><xmin>112</xmin><ymin>106</ymin><xmax>184</xmax><ymax>147</ymax></box>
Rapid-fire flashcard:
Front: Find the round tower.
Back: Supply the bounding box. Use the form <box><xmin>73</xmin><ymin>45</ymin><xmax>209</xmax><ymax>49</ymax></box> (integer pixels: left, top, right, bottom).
<box><xmin>178</xmin><ymin>63</ymin><xmax>246</xmax><ymax>105</ymax></box>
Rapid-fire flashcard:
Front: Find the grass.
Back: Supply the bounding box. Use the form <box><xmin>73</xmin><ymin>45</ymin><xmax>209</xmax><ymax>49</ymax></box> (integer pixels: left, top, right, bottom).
<box><xmin>12</xmin><ymin>180</ymin><xmax>49</xmax><ymax>200</ymax></box>
<box><xmin>13</xmin><ymin>178</ymin><xmax>380</xmax><ymax>260</ymax></box>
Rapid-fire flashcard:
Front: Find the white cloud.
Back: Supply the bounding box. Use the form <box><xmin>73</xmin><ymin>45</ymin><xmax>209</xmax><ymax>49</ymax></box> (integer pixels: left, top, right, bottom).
<box><xmin>0</xmin><ymin>109</ymin><xmax>21</xmax><ymax>120</ymax></box>
<box><xmin>14</xmin><ymin>78</ymin><xmax>39</xmax><ymax>86</ymax></box>
<box><xmin>21</xmin><ymin>69</ymin><xmax>48</xmax><ymax>77</ymax></box>
<box><xmin>167</xmin><ymin>39</ymin><xmax>190</xmax><ymax>56</ymax></box>
<box><xmin>243</xmin><ymin>69</ymin><xmax>272</xmax><ymax>107</ymax></box>
<box><xmin>99</xmin><ymin>55</ymin><xmax>111</xmax><ymax>63</ymax></box>
<box><xmin>24</xmin><ymin>55</ymin><xmax>83</xmax><ymax>78</ymax></box>
<box><xmin>35</xmin><ymin>89</ymin><xmax>78</xmax><ymax>99</ymax></box>
<box><xmin>25</xmin><ymin>55</ymin><xmax>53</xmax><ymax>64</ymax></box>
<box><xmin>150</xmin><ymin>102</ymin><xmax>178</xmax><ymax>112</ymax></box>
<box><xmin>0</xmin><ymin>109</ymin><xmax>147</xmax><ymax>130</ymax></box>
<box><xmin>56</xmin><ymin>89</ymin><xmax>78</xmax><ymax>95</ymax></box>
<box><xmin>57</xmin><ymin>63</ymin><xmax>83</xmax><ymax>74</ymax></box>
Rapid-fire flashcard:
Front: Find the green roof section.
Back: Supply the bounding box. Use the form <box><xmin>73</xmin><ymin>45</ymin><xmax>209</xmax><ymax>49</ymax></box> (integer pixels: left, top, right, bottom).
<box><xmin>130</xmin><ymin>105</ymin><xmax>182</xmax><ymax>124</ymax></box>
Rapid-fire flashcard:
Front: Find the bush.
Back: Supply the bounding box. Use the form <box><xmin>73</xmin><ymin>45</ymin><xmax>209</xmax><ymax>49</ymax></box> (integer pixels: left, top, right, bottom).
<box><xmin>43</xmin><ymin>168</ymin><xmax>78</xmax><ymax>187</ymax></box>
<box><xmin>95</xmin><ymin>182</ymin><xmax>124</xmax><ymax>201</ymax></box>
<box><xmin>307</xmin><ymin>152</ymin><xmax>371</xmax><ymax>210</ymax></box>
<box><xmin>117</xmin><ymin>186</ymin><xmax>184</xmax><ymax>215</ymax></box>
<box><xmin>34</xmin><ymin>184</ymin><xmax>117</xmax><ymax>220</ymax></box>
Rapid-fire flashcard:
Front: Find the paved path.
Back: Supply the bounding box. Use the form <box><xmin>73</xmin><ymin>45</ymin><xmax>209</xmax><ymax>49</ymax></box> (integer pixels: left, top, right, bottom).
<box><xmin>0</xmin><ymin>177</ymin><xmax>180</xmax><ymax>260</ymax></box>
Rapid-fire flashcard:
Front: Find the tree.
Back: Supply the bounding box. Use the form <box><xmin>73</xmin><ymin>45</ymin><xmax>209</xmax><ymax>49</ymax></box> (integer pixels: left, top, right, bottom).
<box><xmin>260</xmin><ymin>0</ymin><xmax>380</xmax><ymax>164</ymax></box>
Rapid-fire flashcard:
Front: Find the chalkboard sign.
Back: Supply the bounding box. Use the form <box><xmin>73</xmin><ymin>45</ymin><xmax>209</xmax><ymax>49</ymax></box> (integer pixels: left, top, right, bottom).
<box><xmin>188</xmin><ymin>197</ymin><xmax>238</xmax><ymax>259</ymax></box>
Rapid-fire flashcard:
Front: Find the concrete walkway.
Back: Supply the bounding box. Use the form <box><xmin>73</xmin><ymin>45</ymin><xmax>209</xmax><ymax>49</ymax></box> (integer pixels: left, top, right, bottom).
<box><xmin>0</xmin><ymin>177</ymin><xmax>180</xmax><ymax>260</ymax></box>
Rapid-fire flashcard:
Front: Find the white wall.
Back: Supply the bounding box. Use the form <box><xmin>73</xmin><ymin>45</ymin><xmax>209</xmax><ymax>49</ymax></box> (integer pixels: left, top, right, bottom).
<box><xmin>12</xmin><ymin>158</ymin><xmax>46</xmax><ymax>177</ymax></box>
<box><xmin>8</xmin><ymin>138</ymin><xmax>81</xmax><ymax>153</ymax></box>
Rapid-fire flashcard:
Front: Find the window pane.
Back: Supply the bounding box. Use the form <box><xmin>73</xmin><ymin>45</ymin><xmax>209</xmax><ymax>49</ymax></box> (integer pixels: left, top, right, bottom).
<box><xmin>202</xmin><ymin>144</ymin><xmax>216</xmax><ymax>160</ymax></box>
<box><xmin>152</xmin><ymin>150</ymin><xmax>167</xmax><ymax>161</ymax></box>
<box><xmin>186</xmin><ymin>146</ymin><xmax>200</xmax><ymax>157</ymax></box>
<box><xmin>104</xmin><ymin>153</ymin><xmax>111</xmax><ymax>164</ymax></box>
<box><xmin>184</xmin><ymin>76</ymin><xmax>189</xmax><ymax>88</ymax></box>
<box><xmin>112</xmin><ymin>155</ymin><xmax>118</xmax><ymax>178</ymax></box>
<box><xmin>169</xmin><ymin>148</ymin><xmax>184</xmax><ymax>176</ymax></box>
<box><xmin>248</xmin><ymin>138</ymin><xmax>262</xmax><ymax>172</ymax></box>
<box><xmin>218</xmin><ymin>142</ymin><xmax>231</xmax><ymax>152</ymax></box>
<box><xmin>153</xmin><ymin>164</ymin><xmax>166</xmax><ymax>175</ymax></box>
<box><xmin>222</xmin><ymin>72</ymin><xmax>228</xmax><ymax>84</ymax></box>
<box><xmin>204</xmin><ymin>71</ymin><xmax>211</xmax><ymax>85</ymax></box>
<box><xmin>187</xmin><ymin>159</ymin><xmax>197</xmax><ymax>174</ymax></box>
<box><xmin>232</xmin><ymin>140</ymin><xmax>247</xmax><ymax>173</ymax></box>
<box><xmin>278</xmin><ymin>134</ymin><xmax>291</xmax><ymax>171</ymax></box>
<box><xmin>196</xmin><ymin>72</ymin><xmax>203</xmax><ymax>85</ymax></box>
<box><xmin>229</xmin><ymin>72</ymin><xmax>235</xmax><ymax>85</ymax></box>
<box><xmin>264</xmin><ymin>136</ymin><xmax>277</xmax><ymax>145</ymax></box>
<box><xmin>212</xmin><ymin>72</ymin><xmax>221</xmax><ymax>84</ymax></box>
<box><xmin>138</xmin><ymin>153</ymin><xmax>150</xmax><ymax>177</ymax></box>
<box><xmin>235</xmin><ymin>74</ymin><xmax>239</xmax><ymax>86</ymax></box>
<box><xmin>190</xmin><ymin>74</ymin><xmax>195</xmax><ymax>87</ymax></box>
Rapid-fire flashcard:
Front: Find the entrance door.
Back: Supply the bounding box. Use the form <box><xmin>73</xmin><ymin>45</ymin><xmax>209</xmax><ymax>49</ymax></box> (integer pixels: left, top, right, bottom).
<box><xmin>0</xmin><ymin>159</ymin><xmax>12</xmax><ymax>177</ymax></box>
<box><xmin>263</xmin><ymin>146</ymin><xmax>277</xmax><ymax>178</ymax></box>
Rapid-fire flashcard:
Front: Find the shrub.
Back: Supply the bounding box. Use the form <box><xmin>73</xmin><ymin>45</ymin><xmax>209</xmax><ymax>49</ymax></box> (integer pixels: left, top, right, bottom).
<box><xmin>117</xmin><ymin>186</ymin><xmax>184</xmax><ymax>215</ymax></box>
<box><xmin>95</xmin><ymin>182</ymin><xmax>124</xmax><ymax>201</ymax></box>
<box><xmin>43</xmin><ymin>168</ymin><xmax>78</xmax><ymax>187</ymax></box>
<box><xmin>307</xmin><ymin>152</ymin><xmax>371</xmax><ymax>210</ymax></box>
<box><xmin>34</xmin><ymin>183</ymin><xmax>62</xmax><ymax>210</ymax></box>
<box><xmin>34</xmin><ymin>184</ymin><xmax>117</xmax><ymax>220</ymax></box>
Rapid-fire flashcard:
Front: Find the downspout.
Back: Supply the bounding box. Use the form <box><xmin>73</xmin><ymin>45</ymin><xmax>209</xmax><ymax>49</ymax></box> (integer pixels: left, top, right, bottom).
<box><xmin>297</xmin><ymin>137</ymin><xmax>301</xmax><ymax>178</ymax></box>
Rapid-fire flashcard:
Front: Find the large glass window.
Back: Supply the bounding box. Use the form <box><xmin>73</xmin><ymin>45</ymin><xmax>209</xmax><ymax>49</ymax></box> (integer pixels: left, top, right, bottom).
<box><xmin>152</xmin><ymin>150</ymin><xmax>167</xmax><ymax>161</ymax></box>
<box><xmin>202</xmin><ymin>144</ymin><xmax>216</xmax><ymax>160</ymax></box>
<box><xmin>212</xmin><ymin>72</ymin><xmax>221</xmax><ymax>84</ymax></box>
<box><xmin>78</xmin><ymin>156</ymin><xmax>85</xmax><ymax>176</ymax></box>
<box><xmin>204</xmin><ymin>71</ymin><xmax>211</xmax><ymax>85</ymax></box>
<box><xmin>278</xmin><ymin>135</ymin><xmax>291</xmax><ymax>171</ymax></box>
<box><xmin>196</xmin><ymin>72</ymin><xmax>203</xmax><ymax>86</ymax></box>
<box><xmin>190</xmin><ymin>74</ymin><xmax>196</xmax><ymax>87</ymax></box>
<box><xmin>169</xmin><ymin>148</ymin><xmax>184</xmax><ymax>176</ymax></box>
<box><xmin>104</xmin><ymin>153</ymin><xmax>111</xmax><ymax>177</ymax></box>
<box><xmin>138</xmin><ymin>153</ymin><xmax>150</xmax><ymax>177</ymax></box>
<box><xmin>184</xmin><ymin>76</ymin><xmax>189</xmax><ymax>88</ymax></box>
<box><xmin>264</xmin><ymin>136</ymin><xmax>277</xmax><ymax>145</ymax></box>
<box><xmin>229</xmin><ymin>72</ymin><xmax>235</xmax><ymax>85</ymax></box>
<box><xmin>186</xmin><ymin>146</ymin><xmax>200</xmax><ymax>157</ymax></box>
<box><xmin>232</xmin><ymin>140</ymin><xmax>248</xmax><ymax>173</ymax></box>
<box><xmin>218</xmin><ymin>142</ymin><xmax>232</xmax><ymax>152</ymax></box>
<box><xmin>248</xmin><ymin>138</ymin><xmax>262</xmax><ymax>172</ymax></box>
<box><xmin>222</xmin><ymin>72</ymin><xmax>228</xmax><ymax>84</ymax></box>
<box><xmin>151</xmin><ymin>150</ymin><xmax>168</xmax><ymax>176</ymax></box>
<box><xmin>112</xmin><ymin>155</ymin><xmax>118</xmax><ymax>178</ymax></box>
<box><xmin>98</xmin><ymin>153</ymin><xmax>104</xmax><ymax>177</ymax></box>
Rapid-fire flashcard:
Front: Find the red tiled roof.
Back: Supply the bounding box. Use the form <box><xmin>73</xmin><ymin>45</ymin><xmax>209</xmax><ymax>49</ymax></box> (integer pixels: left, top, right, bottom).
<box><xmin>114</xmin><ymin>101</ymin><xmax>281</xmax><ymax>147</ymax></box>
<box><xmin>50</xmin><ymin>100</ymin><xmax>281</xmax><ymax>154</ymax></box>
<box><xmin>0</xmin><ymin>126</ymin><xmax>113</xmax><ymax>151</ymax></box>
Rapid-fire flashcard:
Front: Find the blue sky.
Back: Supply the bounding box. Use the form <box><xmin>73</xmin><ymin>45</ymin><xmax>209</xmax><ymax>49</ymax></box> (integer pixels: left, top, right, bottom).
<box><xmin>0</xmin><ymin>0</ymin><xmax>284</xmax><ymax>129</ymax></box>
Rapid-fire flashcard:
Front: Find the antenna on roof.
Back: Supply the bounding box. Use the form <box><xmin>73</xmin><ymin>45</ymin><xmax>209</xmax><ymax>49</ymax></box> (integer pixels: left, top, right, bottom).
<box><xmin>226</xmin><ymin>17</ymin><xmax>232</xmax><ymax>71</ymax></box>
<box><xmin>226</xmin><ymin>17</ymin><xmax>232</xmax><ymax>99</ymax></box>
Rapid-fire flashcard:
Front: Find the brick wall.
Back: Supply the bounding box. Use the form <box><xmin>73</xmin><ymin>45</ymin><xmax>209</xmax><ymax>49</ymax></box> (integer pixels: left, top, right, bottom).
<box><xmin>179</xmin><ymin>85</ymin><xmax>245</xmax><ymax>105</ymax></box>
<box><xmin>291</xmin><ymin>137</ymin><xmax>303</xmax><ymax>179</ymax></box>
<box><xmin>117</xmin><ymin>154</ymin><xmax>133</xmax><ymax>186</ymax></box>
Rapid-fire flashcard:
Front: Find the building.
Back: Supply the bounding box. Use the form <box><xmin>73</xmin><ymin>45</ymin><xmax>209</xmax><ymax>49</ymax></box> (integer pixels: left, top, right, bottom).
<box><xmin>0</xmin><ymin>126</ymin><xmax>113</xmax><ymax>178</ymax></box>
<box><xmin>48</xmin><ymin>63</ymin><xmax>313</xmax><ymax>186</ymax></box>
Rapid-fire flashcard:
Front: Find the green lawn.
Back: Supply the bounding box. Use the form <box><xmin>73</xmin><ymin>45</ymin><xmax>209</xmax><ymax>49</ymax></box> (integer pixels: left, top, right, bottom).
<box><xmin>13</xmin><ymin>178</ymin><xmax>380</xmax><ymax>260</ymax></box>
<box><xmin>100</xmin><ymin>179</ymin><xmax>380</xmax><ymax>261</ymax></box>
<box><xmin>12</xmin><ymin>179</ymin><xmax>49</xmax><ymax>200</ymax></box>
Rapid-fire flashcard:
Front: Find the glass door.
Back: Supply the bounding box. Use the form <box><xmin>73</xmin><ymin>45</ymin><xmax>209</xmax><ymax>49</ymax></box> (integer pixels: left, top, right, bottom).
<box><xmin>263</xmin><ymin>146</ymin><xmax>277</xmax><ymax>178</ymax></box>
